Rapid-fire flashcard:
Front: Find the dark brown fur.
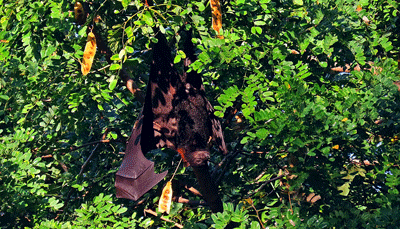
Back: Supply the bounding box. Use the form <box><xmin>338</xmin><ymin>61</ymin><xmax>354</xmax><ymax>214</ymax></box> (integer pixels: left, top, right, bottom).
<box><xmin>116</xmin><ymin>29</ymin><xmax>226</xmax><ymax>212</ymax></box>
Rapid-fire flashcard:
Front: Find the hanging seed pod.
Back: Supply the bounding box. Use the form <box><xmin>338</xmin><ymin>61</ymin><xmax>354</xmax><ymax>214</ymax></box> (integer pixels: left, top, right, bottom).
<box><xmin>81</xmin><ymin>32</ymin><xmax>96</xmax><ymax>76</ymax></box>
<box><xmin>158</xmin><ymin>181</ymin><xmax>172</xmax><ymax>214</ymax></box>
<box><xmin>74</xmin><ymin>2</ymin><xmax>86</xmax><ymax>25</ymax></box>
<box><xmin>210</xmin><ymin>0</ymin><xmax>223</xmax><ymax>38</ymax></box>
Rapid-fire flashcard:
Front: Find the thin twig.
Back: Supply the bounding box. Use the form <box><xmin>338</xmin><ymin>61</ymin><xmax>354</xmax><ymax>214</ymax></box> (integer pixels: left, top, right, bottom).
<box><xmin>70</xmin><ymin>139</ymin><xmax>124</xmax><ymax>152</ymax></box>
<box><xmin>247</xmin><ymin>198</ymin><xmax>266</xmax><ymax>229</ymax></box>
<box><xmin>144</xmin><ymin>209</ymin><xmax>183</xmax><ymax>228</ymax></box>
<box><xmin>254</xmin><ymin>171</ymin><xmax>266</xmax><ymax>183</ymax></box>
<box><xmin>58</xmin><ymin>144</ymin><xmax>102</xmax><ymax>219</ymax></box>
<box><xmin>78</xmin><ymin>144</ymin><xmax>99</xmax><ymax>176</ymax></box>
<box><xmin>246</xmin><ymin>173</ymin><xmax>288</xmax><ymax>198</ymax></box>
<box><xmin>212</xmin><ymin>143</ymin><xmax>244</xmax><ymax>185</ymax></box>
<box><xmin>170</xmin><ymin>159</ymin><xmax>182</xmax><ymax>181</ymax></box>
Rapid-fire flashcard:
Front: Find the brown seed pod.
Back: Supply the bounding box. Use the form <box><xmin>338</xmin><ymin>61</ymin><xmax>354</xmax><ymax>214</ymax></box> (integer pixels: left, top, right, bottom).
<box><xmin>158</xmin><ymin>181</ymin><xmax>172</xmax><ymax>214</ymax></box>
<box><xmin>81</xmin><ymin>32</ymin><xmax>96</xmax><ymax>76</ymax></box>
<box><xmin>210</xmin><ymin>0</ymin><xmax>223</xmax><ymax>38</ymax></box>
<box><xmin>74</xmin><ymin>2</ymin><xmax>86</xmax><ymax>25</ymax></box>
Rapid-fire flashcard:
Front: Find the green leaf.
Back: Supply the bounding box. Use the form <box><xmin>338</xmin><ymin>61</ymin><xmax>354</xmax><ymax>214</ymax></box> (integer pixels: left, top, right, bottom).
<box><xmin>254</xmin><ymin>21</ymin><xmax>266</xmax><ymax>26</ymax></box>
<box><xmin>109</xmin><ymin>76</ymin><xmax>118</xmax><ymax>90</ymax></box>
<box><xmin>240</xmin><ymin>137</ymin><xmax>249</xmax><ymax>144</ymax></box>
<box><xmin>256</xmin><ymin>128</ymin><xmax>268</xmax><ymax>139</ymax></box>
<box><xmin>338</xmin><ymin>182</ymin><xmax>350</xmax><ymax>196</ymax></box>
<box><xmin>251</xmin><ymin>221</ymin><xmax>261</xmax><ymax>229</ymax></box>
<box><xmin>293</xmin><ymin>0</ymin><xmax>303</xmax><ymax>6</ymax></box>
<box><xmin>116</xmin><ymin>207</ymin><xmax>127</xmax><ymax>214</ymax></box>
<box><xmin>125</xmin><ymin>46</ymin><xmax>134</xmax><ymax>53</ymax></box>
<box><xmin>110</xmin><ymin>64</ymin><xmax>121</xmax><ymax>70</ymax></box>
<box><xmin>110</xmin><ymin>54</ymin><xmax>120</xmax><ymax>61</ymax></box>
<box><xmin>272</xmin><ymin>47</ymin><xmax>285</xmax><ymax>60</ymax></box>
<box><xmin>119</xmin><ymin>48</ymin><xmax>126</xmax><ymax>60</ymax></box>
<box><xmin>174</xmin><ymin>55</ymin><xmax>181</xmax><ymax>63</ymax></box>
<box><xmin>78</xmin><ymin>26</ymin><xmax>87</xmax><ymax>37</ymax></box>
<box><xmin>319</xmin><ymin>61</ymin><xmax>327</xmax><ymax>68</ymax></box>
<box><xmin>195</xmin><ymin>2</ymin><xmax>206</xmax><ymax>11</ymax></box>
<box><xmin>359</xmin><ymin>0</ymin><xmax>368</xmax><ymax>6</ymax></box>
<box><xmin>177</xmin><ymin>50</ymin><xmax>186</xmax><ymax>59</ymax></box>
<box><xmin>142</xmin><ymin>10</ymin><xmax>154</xmax><ymax>27</ymax></box>
<box><xmin>0</xmin><ymin>94</ymin><xmax>9</xmax><ymax>100</ymax></box>
<box><xmin>121</xmin><ymin>0</ymin><xmax>130</xmax><ymax>8</ymax></box>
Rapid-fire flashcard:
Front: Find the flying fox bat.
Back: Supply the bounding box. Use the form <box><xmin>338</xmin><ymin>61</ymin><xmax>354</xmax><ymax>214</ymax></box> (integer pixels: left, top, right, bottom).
<box><xmin>115</xmin><ymin>28</ymin><xmax>227</xmax><ymax>212</ymax></box>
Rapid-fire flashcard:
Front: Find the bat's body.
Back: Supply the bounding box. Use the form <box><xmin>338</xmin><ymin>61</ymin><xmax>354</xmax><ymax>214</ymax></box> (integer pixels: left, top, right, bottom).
<box><xmin>116</xmin><ymin>29</ymin><xmax>226</xmax><ymax>212</ymax></box>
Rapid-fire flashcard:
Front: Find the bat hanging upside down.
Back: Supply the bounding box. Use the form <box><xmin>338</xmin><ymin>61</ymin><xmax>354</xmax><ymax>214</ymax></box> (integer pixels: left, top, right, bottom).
<box><xmin>115</xmin><ymin>28</ymin><xmax>227</xmax><ymax>213</ymax></box>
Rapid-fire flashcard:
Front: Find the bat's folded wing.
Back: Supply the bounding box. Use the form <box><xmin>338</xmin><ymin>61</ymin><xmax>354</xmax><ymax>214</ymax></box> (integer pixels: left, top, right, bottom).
<box><xmin>115</xmin><ymin>118</ymin><xmax>167</xmax><ymax>201</ymax></box>
<box><xmin>116</xmin><ymin>163</ymin><xmax>167</xmax><ymax>201</ymax></box>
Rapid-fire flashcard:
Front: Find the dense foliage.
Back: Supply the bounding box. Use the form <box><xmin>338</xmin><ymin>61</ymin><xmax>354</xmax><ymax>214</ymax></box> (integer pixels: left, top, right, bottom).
<box><xmin>1</xmin><ymin>0</ymin><xmax>399</xmax><ymax>228</ymax></box>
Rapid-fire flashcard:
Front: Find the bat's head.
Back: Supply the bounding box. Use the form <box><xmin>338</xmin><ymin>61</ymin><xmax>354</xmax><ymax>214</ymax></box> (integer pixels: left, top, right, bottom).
<box><xmin>183</xmin><ymin>149</ymin><xmax>210</xmax><ymax>167</ymax></box>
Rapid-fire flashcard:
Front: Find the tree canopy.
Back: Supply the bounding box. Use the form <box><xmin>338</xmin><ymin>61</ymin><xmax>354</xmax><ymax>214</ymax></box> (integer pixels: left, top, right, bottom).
<box><xmin>1</xmin><ymin>0</ymin><xmax>400</xmax><ymax>228</ymax></box>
